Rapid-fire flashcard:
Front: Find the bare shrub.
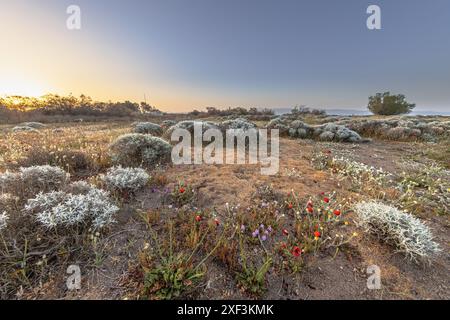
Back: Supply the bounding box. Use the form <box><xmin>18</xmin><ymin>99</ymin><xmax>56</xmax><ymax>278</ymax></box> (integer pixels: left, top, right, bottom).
<box><xmin>19</xmin><ymin>148</ymin><xmax>92</xmax><ymax>173</ymax></box>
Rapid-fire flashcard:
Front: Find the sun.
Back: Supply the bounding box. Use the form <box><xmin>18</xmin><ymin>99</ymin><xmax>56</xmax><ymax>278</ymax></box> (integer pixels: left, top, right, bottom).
<box><xmin>0</xmin><ymin>76</ymin><xmax>47</xmax><ymax>98</ymax></box>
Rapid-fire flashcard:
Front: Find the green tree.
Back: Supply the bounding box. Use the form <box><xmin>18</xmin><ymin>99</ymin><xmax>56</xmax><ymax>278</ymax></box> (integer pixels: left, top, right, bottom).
<box><xmin>368</xmin><ymin>92</ymin><xmax>415</xmax><ymax>115</ymax></box>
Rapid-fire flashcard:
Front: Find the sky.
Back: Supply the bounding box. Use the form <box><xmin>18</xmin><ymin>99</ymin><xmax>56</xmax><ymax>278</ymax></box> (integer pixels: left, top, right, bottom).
<box><xmin>0</xmin><ymin>0</ymin><xmax>449</xmax><ymax>113</ymax></box>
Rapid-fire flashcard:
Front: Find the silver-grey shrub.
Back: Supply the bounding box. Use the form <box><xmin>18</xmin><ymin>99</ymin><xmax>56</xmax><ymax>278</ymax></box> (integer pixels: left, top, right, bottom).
<box><xmin>20</xmin><ymin>165</ymin><xmax>69</xmax><ymax>194</ymax></box>
<box><xmin>354</xmin><ymin>201</ymin><xmax>440</xmax><ymax>261</ymax></box>
<box><xmin>64</xmin><ymin>180</ymin><xmax>95</xmax><ymax>195</ymax></box>
<box><xmin>0</xmin><ymin>166</ymin><xmax>69</xmax><ymax>196</ymax></box>
<box><xmin>265</xmin><ymin>117</ymin><xmax>362</xmax><ymax>142</ymax></box>
<box><xmin>12</xmin><ymin>126</ymin><xmax>39</xmax><ymax>133</ymax></box>
<box><xmin>0</xmin><ymin>172</ymin><xmax>20</xmax><ymax>194</ymax></box>
<box><xmin>133</xmin><ymin>122</ymin><xmax>163</xmax><ymax>136</ymax></box>
<box><xmin>219</xmin><ymin>118</ymin><xmax>256</xmax><ymax>131</ymax></box>
<box><xmin>109</xmin><ymin>133</ymin><xmax>172</xmax><ymax>168</ymax></box>
<box><xmin>24</xmin><ymin>188</ymin><xmax>119</xmax><ymax>230</ymax></box>
<box><xmin>161</xmin><ymin>120</ymin><xmax>177</xmax><ymax>128</ymax></box>
<box><xmin>266</xmin><ymin>117</ymin><xmax>290</xmax><ymax>135</ymax></box>
<box><xmin>101</xmin><ymin>166</ymin><xmax>150</xmax><ymax>194</ymax></box>
<box><xmin>163</xmin><ymin>120</ymin><xmax>220</xmax><ymax>142</ymax></box>
<box><xmin>19</xmin><ymin>122</ymin><xmax>46</xmax><ymax>129</ymax></box>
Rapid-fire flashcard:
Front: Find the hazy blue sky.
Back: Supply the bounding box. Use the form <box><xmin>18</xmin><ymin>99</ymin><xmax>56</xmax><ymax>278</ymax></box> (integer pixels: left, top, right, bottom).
<box><xmin>1</xmin><ymin>0</ymin><xmax>449</xmax><ymax>112</ymax></box>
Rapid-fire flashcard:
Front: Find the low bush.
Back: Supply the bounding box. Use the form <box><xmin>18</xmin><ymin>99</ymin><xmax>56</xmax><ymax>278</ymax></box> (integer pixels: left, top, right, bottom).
<box><xmin>354</xmin><ymin>201</ymin><xmax>440</xmax><ymax>261</ymax></box>
<box><xmin>19</xmin><ymin>148</ymin><xmax>92</xmax><ymax>174</ymax></box>
<box><xmin>133</xmin><ymin>122</ymin><xmax>163</xmax><ymax>136</ymax></box>
<box><xmin>0</xmin><ymin>184</ymin><xmax>118</xmax><ymax>298</ymax></box>
<box><xmin>0</xmin><ymin>165</ymin><xmax>69</xmax><ymax>198</ymax></box>
<box><xmin>266</xmin><ymin>118</ymin><xmax>363</xmax><ymax>142</ymax></box>
<box><xmin>101</xmin><ymin>166</ymin><xmax>150</xmax><ymax>196</ymax></box>
<box><xmin>24</xmin><ymin>187</ymin><xmax>119</xmax><ymax>229</ymax></box>
<box><xmin>161</xmin><ymin>120</ymin><xmax>177</xmax><ymax>129</ymax></box>
<box><xmin>109</xmin><ymin>134</ymin><xmax>172</xmax><ymax>168</ymax></box>
<box><xmin>20</xmin><ymin>165</ymin><xmax>69</xmax><ymax>196</ymax></box>
<box><xmin>19</xmin><ymin>122</ymin><xmax>46</xmax><ymax>129</ymax></box>
<box><xmin>337</xmin><ymin>117</ymin><xmax>450</xmax><ymax>142</ymax></box>
<box><xmin>162</xmin><ymin>120</ymin><xmax>220</xmax><ymax>142</ymax></box>
<box><xmin>12</xmin><ymin>126</ymin><xmax>38</xmax><ymax>133</ymax></box>
<box><xmin>219</xmin><ymin>118</ymin><xmax>257</xmax><ymax>131</ymax></box>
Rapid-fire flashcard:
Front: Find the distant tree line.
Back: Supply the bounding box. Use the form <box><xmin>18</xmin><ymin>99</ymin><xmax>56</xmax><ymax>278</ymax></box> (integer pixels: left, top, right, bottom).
<box><xmin>290</xmin><ymin>105</ymin><xmax>326</xmax><ymax>116</ymax></box>
<box><xmin>187</xmin><ymin>106</ymin><xmax>275</xmax><ymax>117</ymax></box>
<box><xmin>0</xmin><ymin>94</ymin><xmax>162</xmax><ymax>123</ymax></box>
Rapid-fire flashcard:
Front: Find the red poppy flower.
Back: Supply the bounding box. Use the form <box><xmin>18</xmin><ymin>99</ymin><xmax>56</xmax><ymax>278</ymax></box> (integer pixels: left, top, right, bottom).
<box><xmin>333</xmin><ymin>209</ymin><xmax>341</xmax><ymax>216</ymax></box>
<box><xmin>288</xmin><ymin>203</ymin><xmax>293</xmax><ymax>209</ymax></box>
<box><xmin>195</xmin><ymin>215</ymin><xmax>202</xmax><ymax>222</ymax></box>
<box><xmin>323</xmin><ymin>197</ymin><xmax>330</xmax><ymax>203</ymax></box>
<box><xmin>179</xmin><ymin>187</ymin><xmax>186</xmax><ymax>194</ymax></box>
<box><xmin>307</xmin><ymin>207</ymin><xmax>314</xmax><ymax>213</ymax></box>
<box><xmin>282</xmin><ymin>229</ymin><xmax>289</xmax><ymax>236</ymax></box>
<box><xmin>314</xmin><ymin>231</ymin><xmax>321</xmax><ymax>238</ymax></box>
<box><xmin>214</xmin><ymin>218</ymin><xmax>220</xmax><ymax>226</ymax></box>
<box><xmin>292</xmin><ymin>246</ymin><xmax>302</xmax><ymax>257</ymax></box>
<box><xmin>307</xmin><ymin>200</ymin><xmax>313</xmax><ymax>207</ymax></box>
<box><xmin>320</xmin><ymin>192</ymin><xmax>325</xmax><ymax>195</ymax></box>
